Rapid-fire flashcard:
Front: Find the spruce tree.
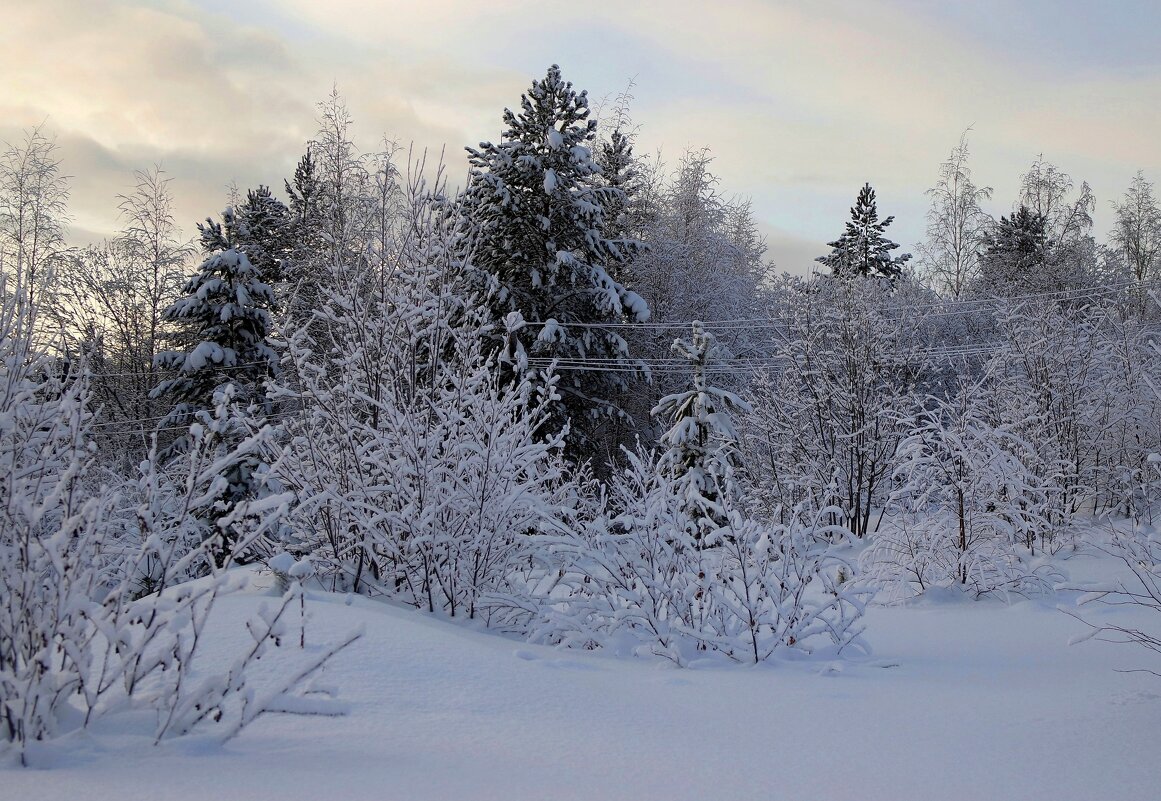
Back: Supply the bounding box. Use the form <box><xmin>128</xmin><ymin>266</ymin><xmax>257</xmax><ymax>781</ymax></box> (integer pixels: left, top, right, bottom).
<box><xmin>596</xmin><ymin>128</ymin><xmax>643</xmax><ymax>245</ymax></box>
<box><xmin>817</xmin><ymin>182</ymin><xmax>911</xmax><ymax>281</ymax></box>
<box><xmin>152</xmin><ymin>207</ymin><xmax>279</xmax><ymax>560</ymax></box>
<box><xmin>461</xmin><ymin>64</ymin><xmax>649</xmax><ymax>459</ymax></box>
<box><xmin>199</xmin><ymin>186</ymin><xmax>292</xmax><ymax>288</ymax></box>
<box><xmin>653</xmin><ymin>322</ymin><xmax>751</xmax><ymax>546</ymax></box>
<box><xmin>153</xmin><ymin>207</ymin><xmax>279</xmax><ymax>442</ymax></box>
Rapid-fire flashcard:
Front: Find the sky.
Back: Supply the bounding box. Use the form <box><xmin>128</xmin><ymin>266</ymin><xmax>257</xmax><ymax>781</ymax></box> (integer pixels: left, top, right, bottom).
<box><xmin>2</xmin><ymin>0</ymin><xmax>1159</xmax><ymax>274</ymax></box>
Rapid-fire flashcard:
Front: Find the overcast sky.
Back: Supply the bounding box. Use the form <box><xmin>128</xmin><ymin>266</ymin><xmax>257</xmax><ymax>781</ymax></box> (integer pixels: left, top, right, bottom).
<box><xmin>3</xmin><ymin>0</ymin><xmax>1159</xmax><ymax>273</ymax></box>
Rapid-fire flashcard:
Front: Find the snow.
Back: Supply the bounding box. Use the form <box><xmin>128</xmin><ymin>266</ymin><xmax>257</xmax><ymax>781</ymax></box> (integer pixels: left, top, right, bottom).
<box><xmin>621</xmin><ymin>289</ymin><xmax>650</xmax><ymax>323</ymax></box>
<box><xmin>536</xmin><ymin>317</ymin><xmax>562</xmax><ymax>344</ymax></box>
<box><xmin>6</xmin><ymin>553</ymin><xmax>1160</xmax><ymax>800</ymax></box>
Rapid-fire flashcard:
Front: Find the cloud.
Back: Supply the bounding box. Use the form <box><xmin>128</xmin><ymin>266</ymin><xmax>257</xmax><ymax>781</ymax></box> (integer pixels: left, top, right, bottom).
<box><xmin>1</xmin><ymin>0</ymin><xmax>1158</xmax><ymax>270</ymax></box>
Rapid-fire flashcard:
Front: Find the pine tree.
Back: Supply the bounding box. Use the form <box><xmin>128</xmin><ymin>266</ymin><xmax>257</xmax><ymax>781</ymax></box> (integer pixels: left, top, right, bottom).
<box><xmin>979</xmin><ymin>205</ymin><xmax>1051</xmax><ymax>294</ymax></box>
<box><xmin>817</xmin><ymin>182</ymin><xmax>911</xmax><ymax>281</ymax></box>
<box><xmin>461</xmin><ymin>64</ymin><xmax>649</xmax><ymax>458</ymax></box>
<box><xmin>653</xmin><ymin>322</ymin><xmax>751</xmax><ymax>546</ymax></box>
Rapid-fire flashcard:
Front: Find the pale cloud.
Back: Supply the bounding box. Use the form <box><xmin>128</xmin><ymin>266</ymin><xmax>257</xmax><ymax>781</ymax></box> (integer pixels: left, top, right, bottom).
<box><xmin>2</xmin><ymin>0</ymin><xmax>1158</xmax><ymax>272</ymax></box>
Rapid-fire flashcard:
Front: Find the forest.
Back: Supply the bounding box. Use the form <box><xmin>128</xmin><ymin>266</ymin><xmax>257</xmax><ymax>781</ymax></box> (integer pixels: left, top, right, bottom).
<box><xmin>3</xmin><ymin>63</ymin><xmax>1161</xmax><ymax>772</ymax></box>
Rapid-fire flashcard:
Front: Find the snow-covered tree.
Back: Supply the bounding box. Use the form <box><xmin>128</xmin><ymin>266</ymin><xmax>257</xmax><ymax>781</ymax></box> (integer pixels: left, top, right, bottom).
<box><xmin>1072</xmin><ymin>295</ymin><xmax>1161</xmax><ymax>667</ymax></box>
<box><xmin>151</xmin><ymin>214</ymin><xmax>279</xmax><ymax>560</ymax></box>
<box><xmin>282</xmin><ymin>91</ymin><xmax>404</xmax><ymax>340</ymax></box>
<box><xmin>917</xmin><ymin>133</ymin><xmax>993</xmax><ymax>298</ymax></box>
<box><xmin>653</xmin><ymin>321</ymin><xmax>750</xmax><ymax>545</ymax></box>
<box><xmin>275</xmin><ymin>159</ymin><xmax>570</xmax><ymax>616</ymax></box>
<box><xmin>618</xmin><ymin>149</ymin><xmax>772</xmax><ymax>449</ymax></box>
<box><xmin>987</xmin><ymin>300</ymin><xmax>1106</xmax><ymax>543</ymax></box>
<box><xmin>978</xmin><ymin>205</ymin><xmax>1053</xmax><ymax>296</ymax></box>
<box><xmin>200</xmin><ymin>184</ymin><xmax>292</xmax><ymax>288</ymax></box>
<box><xmin>51</xmin><ymin>166</ymin><xmax>191</xmax><ymax>468</ymax></box>
<box><xmin>461</xmin><ymin>64</ymin><xmax>649</xmax><ymax>458</ymax></box>
<box><xmin>817</xmin><ymin>182</ymin><xmax>911</xmax><ymax>281</ymax></box>
<box><xmin>741</xmin><ymin>275</ymin><xmax>928</xmax><ymax>537</ymax></box>
<box><xmin>1110</xmin><ymin>170</ymin><xmax>1161</xmax><ymax>285</ymax></box>
<box><xmin>1019</xmin><ymin>155</ymin><xmax>1095</xmax><ymax>250</ymax></box>
<box><xmin>152</xmin><ymin>217</ymin><xmax>279</xmax><ymax>449</ymax></box>
<box><xmin>979</xmin><ymin>156</ymin><xmax>1097</xmax><ymax>297</ymax></box>
<box><xmin>864</xmin><ymin>384</ymin><xmax>1055</xmax><ymax>599</ymax></box>
<box><xmin>0</xmin><ymin>125</ymin><xmax>69</xmax><ymax>311</ymax></box>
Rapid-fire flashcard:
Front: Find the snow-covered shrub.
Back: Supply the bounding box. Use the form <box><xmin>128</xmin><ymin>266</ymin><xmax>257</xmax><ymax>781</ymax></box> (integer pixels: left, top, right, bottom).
<box><xmin>705</xmin><ymin>509</ymin><xmax>870</xmax><ymax>663</ymax></box>
<box><xmin>523</xmin><ymin>447</ymin><xmax>870</xmax><ymax>664</ymax></box>
<box><xmin>0</xmin><ymin>279</ymin><xmax>357</xmax><ymax>764</ymax></box>
<box><xmin>863</xmin><ymin>385</ymin><xmax>1057</xmax><ymax>600</ymax></box>
<box><xmin>516</xmin><ymin>329</ymin><xmax>870</xmax><ymax>664</ymax></box>
<box><xmin>523</xmin><ymin>447</ymin><xmax>716</xmax><ymax>662</ymax></box>
<box><xmin>275</xmin><ymin>166</ymin><xmax>571</xmax><ymax>619</ymax></box>
<box><xmin>741</xmin><ymin>276</ymin><xmax>928</xmax><ymax>538</ymax></box>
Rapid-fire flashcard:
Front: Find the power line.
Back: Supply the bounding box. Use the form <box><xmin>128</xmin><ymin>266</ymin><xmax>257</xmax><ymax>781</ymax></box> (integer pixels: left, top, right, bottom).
<box><xmin>528</xmin><ymin>279</ymin><xmax>1158</xmax><ymax>331</ymax></box>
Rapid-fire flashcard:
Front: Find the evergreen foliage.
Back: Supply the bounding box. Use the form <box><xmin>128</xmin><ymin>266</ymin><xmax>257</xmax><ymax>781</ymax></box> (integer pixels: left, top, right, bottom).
<box><xmin>817</xmin><ymin>182</ymin><xmax>911</xmax><ymax>280</ymax></box>
<box><xmin>979</xmin><ymin>205</ymin><xmax>1052</xmax><ymax>294</ymax></box>
<box><xmin>653</xmin><ymin>322</ymin><xmax>750</xmax><ymax>545</ymax></box>
<box><xmin>199</xmin><ymin>185</ymin><xmax>292</xmax><ymax>286</ymax></box>
<box><xmin>152</xmin><ymin>210</ymin><xmax>280</xmax><ymax>560</ymax></box>
<box><xmin>461</xmin><ymin>64</ymin><xmax>649</xmax><ymax>457</ymax></box>
<box><xmin>152</xmin><ymin>228</ymin><xmax>278</xmax><ymax>447</ymax></box>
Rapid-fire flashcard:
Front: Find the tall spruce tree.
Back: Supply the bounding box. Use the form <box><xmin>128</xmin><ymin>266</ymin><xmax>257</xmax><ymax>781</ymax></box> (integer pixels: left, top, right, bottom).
<box><xmin>460</xmin><ymin>64</ymin><xmax>649</xmax><ymax>459</ymax></box>
<box><xmin>817</xmin><ymin>182</ymin><xmax>911</xmax><ymax>281</ymax></box>
<box><xmin>152</xmin><ymin>209</ymin><xmax>279</xmax><ymax>561</ymax></box>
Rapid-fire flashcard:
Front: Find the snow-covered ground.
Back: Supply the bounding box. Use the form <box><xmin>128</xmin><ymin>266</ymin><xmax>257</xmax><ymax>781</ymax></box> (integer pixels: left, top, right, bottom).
<box><xmin>5</xmin><ymin>551</ymin><xmax>1160</xmax><ymax>801</ymax></box>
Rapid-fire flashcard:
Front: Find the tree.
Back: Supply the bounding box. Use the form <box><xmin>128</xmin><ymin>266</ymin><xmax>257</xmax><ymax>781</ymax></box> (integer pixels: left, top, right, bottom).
<box><xmin>1072</xmin><ymin>305</ymin><xmax>1161</xmax><ymax>667</ymax></box>
<box><xmin>154</xmin><ymin>209</ymin><xmax>279</xmax><ymax>441</ymax></box>
<box><xmin>653</xmin><ymin>322</ymin><xmax>751</xmax><ymax>545</ymax></box>
<box><xmin>0</xmin><ymin>125</ymin><xmax>69</xmax><ymax>311</ymax></box>
<box><xmin>461</xmin><ymin>64</ymin><xmax>649</xmax><ymax>459</ymax></box>
<box><xmin>275</xmin><ymin>161</ymin><xmax>570</xmax><ymax>611</ymax></box>
<box><xmin>1110</xmin><ymin>170</ymin><xmax>1161</xmax><ymax>284</ymax></box>
<box><xmin>595</xmin><ymin>128</ymin><xmax>643</xmax><ymax>245</ymax></box>
<box><xmin>1020</xmin><ymin>155</ymin><xmax>1094</xmax><ymax>249</ymax></box>
<box><xmin>996</xmin><ymin>155</ymin><xmax>1098</xmax><ymax>296</ymax></box>
<box><xmin>283</xmin><ymin>93</ymin><xmax>406</xmax><ymax>346</ymax></box>
<box><xmin>151</xmin><ymin>210</ymin><xmax>279</xmax><ymax>560</ymax></box>
<box><xmin>742</xmin><ymin>276</ymin><xmax>929</xmax><ymax>537</ymax></box>
<box><xmin>619</xmin><ymin>149</ymin><xmax>771</xmax><ymax>452</ymax></box>
<box><xmin>199</xmin><ymin>184</ymin><xmax>292</xmax><ymax>288</ymax></box>
<box><xmin>863</xmin><ymin>384</ymin><xmax>1053</xmax><ymax>599</ymax></box>
<box><xmin>817</xmin><ymin>182</ymin><xmax>911</xmax><ymax>281</ymax></box>
<box><xmin>978</xmin><ymin>205</ymin><xmax>1051</xmax><ymax>294</ymax></box>
<box><xmin>917</xmin><ymin>133</ymin><xmax>993</xmax><ymax>298</ymax></box>
<box><xmin>52</xmin><ymin>167</ymin><xmax>191</xmax><ymax>467</ymax></box>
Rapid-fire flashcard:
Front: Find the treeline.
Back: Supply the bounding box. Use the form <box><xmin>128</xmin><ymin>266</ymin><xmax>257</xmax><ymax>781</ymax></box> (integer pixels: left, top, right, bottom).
<box><xmin>3</xmin><ymin>65</ymin><xmax>1161</xmax><ymax>757</ymax></box>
